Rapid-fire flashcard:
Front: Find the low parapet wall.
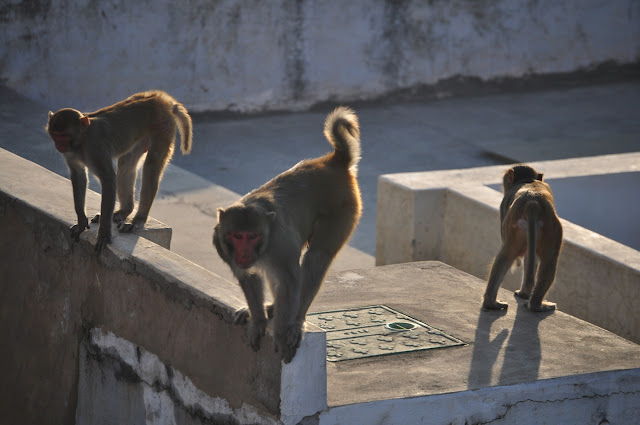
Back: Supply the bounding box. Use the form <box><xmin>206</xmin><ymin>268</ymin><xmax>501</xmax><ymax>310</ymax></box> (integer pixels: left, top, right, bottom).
<box><xmin>0</xmin><ymin>148</ymin><xmax>326</xmax><ymax>425</ymax></box>
<box><xmin>377</xmin><ymin>153</ymin><xmax>640</xmax><ymax>344</ymax></box>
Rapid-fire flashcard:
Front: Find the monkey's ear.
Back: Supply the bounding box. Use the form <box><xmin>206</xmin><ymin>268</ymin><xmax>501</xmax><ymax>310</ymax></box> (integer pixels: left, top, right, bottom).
<box><xmin>217</xmin><ymin>208</ymin><xmax>226</xmax><ymax>221</ymax></box>
<box><xmin>537</xmin><ymin>173</ymin><xmax>544</xmax><ymax>181</ymax></box>
<box><xmin>506</xmin><ymin>169</ymin><xmax>515</xmax><ymax>184</ymax></box>
<box><xmin>48</xmin><ymin>111</ymin><xmax>54</xmax><ymax>118</ymax></box>
<box><xmin>266</xmin><ymin>211</ymin><xmax>276</xmax><ymax>223</ymax></box>
<box><xmin>80</xmin><ymin>115</ymin><xmax>90</xmax><ymax>128</ymax></box>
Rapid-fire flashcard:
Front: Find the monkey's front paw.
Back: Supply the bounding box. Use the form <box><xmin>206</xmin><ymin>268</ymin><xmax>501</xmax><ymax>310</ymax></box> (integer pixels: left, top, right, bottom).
<box><xmin>482</xmin><ymin>300</ymin><xmax>509</xmax><ymax>311</ymax></box>
<box><xmin>275</xmin><ymin>324</ymin><xmax>302</xmax><ymax>364</ymax></box>
<box><xmin>514</xmin><ymin>290</ymin><xmax>530</xmax><ymax>300</ymax></box>
<box><xmin>70</xmin><ymin>217</ymin><xmax>90</xmax><ymax>242</ymax></box>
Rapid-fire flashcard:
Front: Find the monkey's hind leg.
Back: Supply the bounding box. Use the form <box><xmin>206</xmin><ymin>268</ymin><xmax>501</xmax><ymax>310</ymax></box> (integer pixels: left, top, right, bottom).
<box><xmin>483</xmin><ymin>248</ymin><xmax>517</xmax><ymax>310</ymax></box>
<box><xmin>119</xmin><ymin>137</ymin><xmax>174</xmax><ymax>233</ymax></box>
<box><xmin>527</xmin><ymin>256</ymin><xmax>558</xmax><ymax>312</ymax></box>
<box><xmin>299</xmin><ymin>215</ymin><xmax>357</xmax><ymax>320</ymax></box>
<box><xmin>114</xmin><ymin>140</ymin><xmax>147</xmax><ymax>224</ymax></box>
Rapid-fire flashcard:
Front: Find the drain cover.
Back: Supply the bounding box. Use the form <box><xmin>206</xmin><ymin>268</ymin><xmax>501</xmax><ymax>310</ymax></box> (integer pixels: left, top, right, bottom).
<box><xmin>307</xmin><ymin>305</ymin><xmax>466</xmax><ymax>361</ymax></box>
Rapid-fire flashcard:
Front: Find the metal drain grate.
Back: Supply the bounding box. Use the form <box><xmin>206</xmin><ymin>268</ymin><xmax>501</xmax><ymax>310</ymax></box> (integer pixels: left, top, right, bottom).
<box><xmin>307</xmin><ymin>305</ymin><xmax>466</xmax><ymax>361</ymax></box>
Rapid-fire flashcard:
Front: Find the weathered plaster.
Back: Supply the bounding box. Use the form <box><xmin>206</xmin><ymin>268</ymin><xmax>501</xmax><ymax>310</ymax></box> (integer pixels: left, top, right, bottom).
<box><xmin>1</xmin><ymin>0</ymin><xmax>639</xmax><ymax>112</ymax></box>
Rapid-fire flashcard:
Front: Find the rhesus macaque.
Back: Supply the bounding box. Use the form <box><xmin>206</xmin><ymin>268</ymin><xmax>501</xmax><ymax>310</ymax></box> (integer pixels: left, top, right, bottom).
<box><xmin>46</xmin><ymin>91</ymin><xmax>192</xmax><ymax>253</ymax></box>
<box><xmin>213</xmin><ymin>106</ymin><xmax>362</xmax><ymax>363</ymax></box>
<box><xmin>483</xmin><ymin>164</ymin><xmax>562</xmax><ymax>312</ymax></box>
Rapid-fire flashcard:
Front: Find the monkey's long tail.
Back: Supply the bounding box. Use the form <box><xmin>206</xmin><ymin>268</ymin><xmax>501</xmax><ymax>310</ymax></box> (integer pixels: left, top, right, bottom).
<box><xmin>173</xmin><ymin>103</ymin><xmax>193</xmax><ymax>154</ymax></box>
<box><xmin>324</xmin><ymin>106</ymin><xmax>361</xmax><ymax>172</ymax></box>
<box><xmin>525</xmin><ymin>200</ymin><xmax>541</xmax><ymax>280</ymax></box>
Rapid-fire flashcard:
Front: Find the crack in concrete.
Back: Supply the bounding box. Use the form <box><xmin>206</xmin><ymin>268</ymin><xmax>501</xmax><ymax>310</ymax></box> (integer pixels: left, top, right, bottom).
<box><xmin>476</xmin><ymin>390</ymin><xmax>638</xmax><ymax>424</ymax></box>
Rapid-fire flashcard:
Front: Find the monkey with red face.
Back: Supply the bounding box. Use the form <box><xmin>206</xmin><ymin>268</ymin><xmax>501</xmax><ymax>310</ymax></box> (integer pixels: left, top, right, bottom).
<box><xmin>213</xmin><ymin>106</ymin><xmax>362</xmax><ymax>363</ymax></box>
<box><xmin>46</xmin><ymin>91</ymin><xmax>192</xmax><ymax>253</ymax></box>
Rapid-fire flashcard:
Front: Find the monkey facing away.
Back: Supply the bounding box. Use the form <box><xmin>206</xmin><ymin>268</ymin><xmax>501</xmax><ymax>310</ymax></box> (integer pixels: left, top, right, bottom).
<box><xmin>213</xmin><ymin>106</ymin><xmax>362</xmax><ymax>363</ymax></box>
<box><xmin>483</xmin><ymin>164</ymin><xmax>563</xmax><ymax>312</ymax></box>
<box><xmin>46</xmin><ymin>91</ymin><xmax>193</xmax><ymax>253</ymax></box>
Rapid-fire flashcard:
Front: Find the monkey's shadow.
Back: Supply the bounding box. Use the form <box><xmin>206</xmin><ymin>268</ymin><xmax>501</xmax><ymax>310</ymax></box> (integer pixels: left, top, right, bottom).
<box><xmin>468</xmin><ymin>296</ymin><xmax>553</xmax><ymax>389</ymax></box>
<box><xmin>498</xmin><ymin>295</ymin><xmax>553</xmax><ymax>386</ymax></box>
<box><xmin>467</xmin><ymin>308</ymin><xmax>509</xmax><ymax>389</ymax></box>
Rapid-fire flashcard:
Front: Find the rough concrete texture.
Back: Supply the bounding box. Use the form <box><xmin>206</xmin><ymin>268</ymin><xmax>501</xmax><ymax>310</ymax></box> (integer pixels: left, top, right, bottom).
<box><xmin>377</xmin><ymin>154</ymin><xmax>640</xmax><ymax>344</ymax></box>
<box><xmin>1</xmin><ymin>1</ymin><xmax>639</xmax><ymax>112</ymax></box>
<box><xmin>0</xmin><ymin>149</ymin><xmax>330</xmax><ymax>425</ymax></box>
<box><xmin>314</xmin><ymin>262</ymin><xmax>640</xmax><ymax>424</ymax></box>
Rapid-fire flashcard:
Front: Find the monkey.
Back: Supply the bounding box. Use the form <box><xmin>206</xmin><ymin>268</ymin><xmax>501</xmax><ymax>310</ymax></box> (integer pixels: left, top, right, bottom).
<box><xmin>483</xmin><ymin>164</ymin><xmax>563</xmax><ymax>312</ymax></box>
<box><xmin>213</xmin><ymin>106</ymin><xmax>362</xmax><ymax>363</ymax></box>
<box><xmin>46</xmin><ymin>91</ymin><xmax>192</xmax><ymax>253</ymax></box>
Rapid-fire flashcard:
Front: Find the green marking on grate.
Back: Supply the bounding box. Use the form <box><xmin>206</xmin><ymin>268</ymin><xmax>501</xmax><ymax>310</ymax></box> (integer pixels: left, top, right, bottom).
<box><xmin>307</xmin><ymin>305</ymin><xmax>466</xmax><ymax>362</ymax></box>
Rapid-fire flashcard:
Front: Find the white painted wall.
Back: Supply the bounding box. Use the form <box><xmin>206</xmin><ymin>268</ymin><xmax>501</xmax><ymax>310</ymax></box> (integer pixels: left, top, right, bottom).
<box><xmin>1</xmin><ymin>0</ymin><xmax>639</xmax><ymax>112</ymax></box>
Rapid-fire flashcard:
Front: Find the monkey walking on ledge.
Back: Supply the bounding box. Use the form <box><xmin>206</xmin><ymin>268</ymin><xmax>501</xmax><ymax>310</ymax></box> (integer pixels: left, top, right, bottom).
<box><xmin>46</xmin><ymin>91</ymin><xmax>193</xmax><ymax>253</ymax></box>
<box><xmin>213</xmin><ymin>106</ymin><xmax>362</xmax><ymax>363</ymax></box>
<box><xmin>483</xmin><ymin>164</ymin><xmax>563</xmax><ymax>312</ymax></box>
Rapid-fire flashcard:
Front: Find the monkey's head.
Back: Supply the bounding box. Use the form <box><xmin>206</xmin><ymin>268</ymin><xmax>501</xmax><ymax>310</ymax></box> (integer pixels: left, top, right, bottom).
<box><xmin>215</xmin><ymin>204</ymin><xmax>276</xmax><ymax>269</ymax></box>
<box><xmin>503</xmin><ymin>165</ymin><xmax>543</xmax><ymax>192</ymax></box>
<box><xmin>46</xmin><ymin>108</ymin><xmax>90</xmax><ymax>153</ymax></box>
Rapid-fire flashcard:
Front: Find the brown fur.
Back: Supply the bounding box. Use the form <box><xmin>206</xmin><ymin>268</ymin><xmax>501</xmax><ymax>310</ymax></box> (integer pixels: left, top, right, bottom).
<box><xmin>483</xmin><ymin>164</ymin><xmax>563</xmax><ymax>312</ymax></box>
<box><xmin>46</xmin><ymin>91</ymin><xmax>192</xmax><ymax>253</ymax></box>
<box><xmin>213</xmin><ymin>106</ymin><xmax>362</xmax><ymax>363</ymax></box>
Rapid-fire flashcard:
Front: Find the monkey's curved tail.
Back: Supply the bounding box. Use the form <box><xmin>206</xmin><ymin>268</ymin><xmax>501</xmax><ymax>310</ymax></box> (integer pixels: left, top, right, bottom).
<box><xmin>172</xmin><ymin>103</ymin><xmax>193</xmax><ymax>155</ymax></box>
<box><xmin>324</xmin><ymin>106</ymin><xmax>361</xmax><ymax>172</ymax></box>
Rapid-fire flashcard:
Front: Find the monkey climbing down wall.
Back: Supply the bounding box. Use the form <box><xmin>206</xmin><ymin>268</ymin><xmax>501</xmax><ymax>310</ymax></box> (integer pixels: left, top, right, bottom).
<box><xmin>213</xmin><ymin>106</ymin><xmax>362</xmax><ymax>363</ymax></box>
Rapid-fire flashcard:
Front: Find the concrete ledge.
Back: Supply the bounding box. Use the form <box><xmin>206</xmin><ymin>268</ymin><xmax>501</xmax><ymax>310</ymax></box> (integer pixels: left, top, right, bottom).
<box><xmin>377</xmin><ymin>153</ymin><xmax>640</xmax><ymax>343</ymax></box>
<box><xmin>0</xmin><ymin>148</ymin><xmax>328</xmax><ymax>425</ymax></box>
<box><xmin>0</xmin><ymin>148</ymin><xmax>172</xmax><ymax>249</ymax></box>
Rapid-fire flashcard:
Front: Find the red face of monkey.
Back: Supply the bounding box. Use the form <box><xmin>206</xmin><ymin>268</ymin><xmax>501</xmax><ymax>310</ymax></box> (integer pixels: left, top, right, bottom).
<box><xmin>216</xmin><ymin>204</ymin><xmax>275</xmax><ymax>270</ymax></box>
<box><xmin>226</xmin><ymin>231</ymin><xmax>263</xmax><ymax>269</ymax></box>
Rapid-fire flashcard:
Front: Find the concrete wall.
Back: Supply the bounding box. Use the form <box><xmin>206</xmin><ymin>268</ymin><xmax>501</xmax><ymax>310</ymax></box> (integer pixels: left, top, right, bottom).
<box><xmin>0</xmin><ymin>148</ymin><xmax>326</xmax><ymax>425</ymax></box>
<box><xmin>377</xmin><ymin>153</ymin><xmax>640</xmax><ymax>344</ymax></box>
<box><xmin>2</xmin><ymin>0</ymin><xmax>639</xmax><ymax>113</ymax></box>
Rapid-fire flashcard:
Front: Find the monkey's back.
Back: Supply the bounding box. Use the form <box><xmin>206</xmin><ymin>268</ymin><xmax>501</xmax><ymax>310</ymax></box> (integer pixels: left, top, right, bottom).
<box><xmin>242</xmin><ymin>154</ymin><xmax>361</xmax><ymax>241</ymax></box>
<box><xmin>502</xmin><ymin>181</ymin><xmax>562</xmax><ymax>250</ymax></box>
<box><xmin>85</xmin><ymin>91</ymin><xmax>185</xmax><ymax>157</ymax></box>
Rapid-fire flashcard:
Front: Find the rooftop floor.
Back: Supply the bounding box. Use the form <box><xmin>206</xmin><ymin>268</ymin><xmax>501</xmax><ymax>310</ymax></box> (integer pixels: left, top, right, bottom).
<box><xmin>317</xmin><ymin>261</ymin><xmax>640</xmax><ymax>407</ymax></box>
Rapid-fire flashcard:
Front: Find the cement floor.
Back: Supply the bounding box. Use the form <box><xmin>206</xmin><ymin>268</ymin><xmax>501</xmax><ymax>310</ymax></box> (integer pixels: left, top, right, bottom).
<box><xmin>315</xmin><ymin>261</ymin><xmax>640</xmax><ymax>406</ymax></box>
